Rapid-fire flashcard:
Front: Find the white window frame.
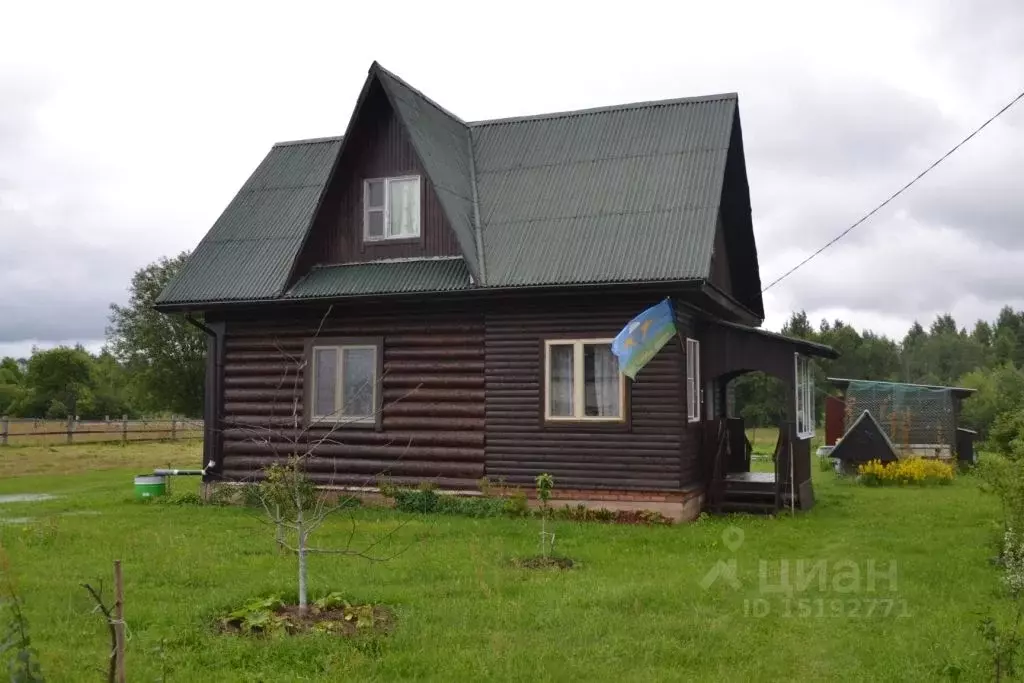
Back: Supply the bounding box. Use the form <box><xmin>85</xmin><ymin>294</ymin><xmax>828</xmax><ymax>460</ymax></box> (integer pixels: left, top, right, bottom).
<box><xmin>686</xmin><ymin>337</ymin><xmax>701</xmax><ymax>422</ymax></box>
<box><xmin>543</xmin><ymin>339</ymin><xmax>626</xmax><ymax>422</ymax></box>
<box><xmin>363</xmin><ymin>175</ymin><xmax>421</xmax><ymax>241</ymax></box>
<box><xmin>309</xmin><ymin>343</ymin><xmax>379</xmax><ymax>425</ymax></box>
<box><xmin>795</xmin><ymin>353</ymin><xmax>815</xmax><ymax>439</ymax></box>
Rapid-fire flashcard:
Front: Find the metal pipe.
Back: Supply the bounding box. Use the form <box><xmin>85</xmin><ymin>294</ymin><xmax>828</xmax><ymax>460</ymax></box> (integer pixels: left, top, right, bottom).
<box><xmin>184</xmin><ymin>313</ymin><xmax>224</xmax><ymax>476</ymax></box>
<box><xmin>153</xmin><ymin>469</ymin><xmax>204</xmax><ymax>476</ymax></box>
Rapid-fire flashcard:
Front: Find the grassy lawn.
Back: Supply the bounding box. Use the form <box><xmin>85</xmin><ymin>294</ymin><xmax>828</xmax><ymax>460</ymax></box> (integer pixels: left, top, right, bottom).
<box><xmin>0</xmin><ymin>441</ymin><xmax>1008</xmax><ymax>681</ymax></box>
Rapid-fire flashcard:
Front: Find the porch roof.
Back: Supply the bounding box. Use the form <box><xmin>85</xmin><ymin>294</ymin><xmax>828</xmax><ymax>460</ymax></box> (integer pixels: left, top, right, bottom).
<box><xmin>711</xmin><ymin>320</ymin><xmax>839</xmax><ymax>359</ymax></box>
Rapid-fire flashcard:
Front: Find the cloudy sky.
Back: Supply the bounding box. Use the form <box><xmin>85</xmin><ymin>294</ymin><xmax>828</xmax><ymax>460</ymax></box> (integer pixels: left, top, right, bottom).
<box><xmin>1</xmin><ymin>0</ymin><xmax>1022</xmax><ymax>358</ymax></box>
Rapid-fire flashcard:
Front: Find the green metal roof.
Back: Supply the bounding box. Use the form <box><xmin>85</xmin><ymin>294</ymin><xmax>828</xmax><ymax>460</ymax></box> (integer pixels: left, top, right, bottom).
<box><xmin>156</xmin><ymin>137</ymin><xmax>341</xmax><ymax>305</ymax></box>
<box><xmin>285</xmin><ymin>257</ymin><xmax>471</xmax><ymax>299</ymax></box>
<box><xmin>471</xmin><ymin>96</ymin><xmax>735</xmax><ymax>286</ymax></box>
<box><xmin>158</xmin><ymin>63</ymin><xmax>753</xmax><ymax>308</ymax></box>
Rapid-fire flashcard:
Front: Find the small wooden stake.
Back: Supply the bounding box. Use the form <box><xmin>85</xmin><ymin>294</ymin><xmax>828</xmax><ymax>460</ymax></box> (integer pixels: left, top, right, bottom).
<box><xmin>121</xmin><ymin>415</ymin><xmax>128</xmax><ymax>444</ymax></box>
<box><xmin>1</xmin><ymin>415</ymin><xmax>7</xmax><ymax>446</ymax></box>
<box><xmin>114</xmin><ymin>560</ymin><xmax>126</xmax><ymax>683</ymax></box>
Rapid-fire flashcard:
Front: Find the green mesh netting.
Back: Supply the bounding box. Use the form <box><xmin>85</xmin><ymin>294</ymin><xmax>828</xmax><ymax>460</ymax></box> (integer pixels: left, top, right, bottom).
<box><xmin>843</xmin><ymin>380</ymin><xmax>955</xmax><ymax>447</ymax></box>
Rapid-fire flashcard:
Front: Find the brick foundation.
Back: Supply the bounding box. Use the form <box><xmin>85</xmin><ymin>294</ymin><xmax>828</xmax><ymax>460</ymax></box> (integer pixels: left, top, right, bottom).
<box><xmin>201</xmin><ymin>481</ymin><xmax>708</xmax><ymax>523</ymax></box>
<box><xmin>538</xmin><ymin>487</ymin><xmax>705</xmax><ymax>522</ymax></box>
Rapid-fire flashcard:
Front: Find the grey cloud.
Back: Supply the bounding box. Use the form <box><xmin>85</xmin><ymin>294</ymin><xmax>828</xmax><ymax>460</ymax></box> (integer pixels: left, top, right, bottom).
<box><xmin>903</xmin><ymin>130</ymin><xmax>1024</xmax><ymax>249</ymax></box>
<box><xmin>0</xmin><ymin>73</ymin><xmax>148</xmax><ymax>348</ymax></box>
<box><xmin>762</xmin><ymin>225</ymin><xmax>1024</xmax><ymax>326</ymax></box>
<box><xmin>745</xmin><ymin>80</ymin><xmax>954</xmax><ymax>175</ymax></box>
<box><xmin>925</xmin><ymin>0</ymin><xmax>1024</xmax><ymax>88</ymax></box>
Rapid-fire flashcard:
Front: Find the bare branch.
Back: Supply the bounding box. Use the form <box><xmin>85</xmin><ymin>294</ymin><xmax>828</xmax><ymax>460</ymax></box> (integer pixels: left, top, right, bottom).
<box><xmin>82</xmin><ymin>583</ymin><xmax>116</xmax><ymax>683</ymax></box>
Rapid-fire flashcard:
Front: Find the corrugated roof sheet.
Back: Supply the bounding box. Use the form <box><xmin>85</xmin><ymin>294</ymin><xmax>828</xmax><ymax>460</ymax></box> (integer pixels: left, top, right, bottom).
<box><xmin>471</xmin><ymin>95</ymin><xmax>736</xmax><ymax>287</ymax></box>
<box><xmin>159</xmin><ymin>64</ymin><xmax>750</xmax><ymax>307</ymax></box>
<box><xmin>157</xmin><ymin>137</ymin><xmax>341</xmax><ymax>304</ymax></box>
<box><xmin>285</xmin><ymin>258</ymin><xmax>470</xmax><ymax>299</ymax></box>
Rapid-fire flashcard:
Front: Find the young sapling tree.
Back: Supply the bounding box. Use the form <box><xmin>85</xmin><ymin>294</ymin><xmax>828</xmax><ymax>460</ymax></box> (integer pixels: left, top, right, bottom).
<box><xmin>535</xmin><ymin>473</ymin><xmax>555</xmax><ymax>559</ymax></box>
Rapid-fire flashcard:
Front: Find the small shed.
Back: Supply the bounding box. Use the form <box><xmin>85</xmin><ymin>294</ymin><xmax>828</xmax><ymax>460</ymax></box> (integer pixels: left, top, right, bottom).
<box><xmin>826</xmin><ymin>378</ymin><xmax>976</xmax><ymax>460</ymax></box>
<box><xmin>830</xmin><ymin>410</ymin><xmax>900</xmax><ymax>471</ymax></box>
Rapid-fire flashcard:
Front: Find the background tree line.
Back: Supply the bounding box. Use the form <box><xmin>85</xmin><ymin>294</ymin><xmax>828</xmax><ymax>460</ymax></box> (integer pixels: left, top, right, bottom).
<box><xmin>0</xmin><ymin>253</ymin><xmax>205</xmax><ymax>420</ymax></box>
<box><xmin>735</xmin><ymin>308</ymin><xmax>1024</xmax><ymax>449</ymax></box>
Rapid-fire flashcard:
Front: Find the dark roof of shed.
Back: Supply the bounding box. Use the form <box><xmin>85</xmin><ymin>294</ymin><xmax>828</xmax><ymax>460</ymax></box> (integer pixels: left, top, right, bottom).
<box><xmin>285</xmin><ymin>257</ymin><xmax>471</xmax><ymax>299</ymax></box>
<box><xmin>157</xmin><ymin>62</ymin><xmax>753</xmax><ymax>308</ymax></box>
<box><xmin>828</xmin><ymin>377</ymin><xmax>977</xmax><ymax>400</ymax></box>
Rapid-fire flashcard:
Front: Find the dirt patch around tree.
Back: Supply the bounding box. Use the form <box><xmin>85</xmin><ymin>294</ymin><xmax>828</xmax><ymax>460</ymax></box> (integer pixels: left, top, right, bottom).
<box><xmin>510</xmin><ymin>555</ymin><xmax>575</xmax><ymax>570</ymax></box>
<box><xmin>218</xmin><ymin>593</ymin><xmax>395</xmax><ymax>637</ymax></box>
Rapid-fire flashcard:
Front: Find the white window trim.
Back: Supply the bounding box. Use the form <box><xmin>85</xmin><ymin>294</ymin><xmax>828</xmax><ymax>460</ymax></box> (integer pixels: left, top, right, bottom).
<box><xmin>309</xmin><ymin>343</ymin><xmax>379</xmax><ymax>425</ymax></box>
<box><xmin>543</xmin><ymin>339</ymin><xmax>626</xmax><ymax>422</ymax></box>
<box><xmin>363</xmin><ymin>175</ymin><xmax>421</xmax><ymax>241</ymax></box>
<box><xmin>686</xmin><ymin>337</ymin><xmax>701</xmax><ymax>422</ymax></box>
<box><xmin>795</xmin><ymin>353</ymin><xmax>815</xmax><ymax>439</ymax></box>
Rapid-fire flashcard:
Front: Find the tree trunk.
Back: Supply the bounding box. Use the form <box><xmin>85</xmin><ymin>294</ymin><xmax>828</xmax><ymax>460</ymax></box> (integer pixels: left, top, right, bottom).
<box><xmin>274</xmin><ymin>503</ymin><xmax>284</xmax><ymax>552</ymax></box>
<box><xmin>297</xmin><ymin>511</ymin><xmax>308</xmax><ymax>613</ymax></box>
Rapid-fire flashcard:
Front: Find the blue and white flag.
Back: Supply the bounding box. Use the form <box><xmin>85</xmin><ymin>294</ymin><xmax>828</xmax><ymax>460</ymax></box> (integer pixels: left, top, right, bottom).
<box><xmin>611</xmin><ymin>298</ymin><xmax>677</xmax><ymax>379</ymax></box>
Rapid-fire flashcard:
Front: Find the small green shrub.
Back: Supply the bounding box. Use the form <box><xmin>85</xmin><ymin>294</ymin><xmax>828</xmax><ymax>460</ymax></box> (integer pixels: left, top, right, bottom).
<box><xmin>503</xmin><ymin>489</ymin><xmax>529</xmax><ymax>517</ymax></box>
<box><xmin>393</xmin><ymin>489</ymin><xmax>505</xmax><ymax>517</ymax></box>
<box><xmin>392</xmin><ymin>487</ymin><xmax>439</xmax><ymax>514</ymax></box>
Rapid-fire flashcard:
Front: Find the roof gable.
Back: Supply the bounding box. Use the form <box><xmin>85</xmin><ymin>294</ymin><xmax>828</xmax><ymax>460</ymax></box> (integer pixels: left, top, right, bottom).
<box><xmin>715</xmin><ymin>107</ymin><xmax>764</xmax><ymax>317</ymax></box>
<box><xmin>374</xmin><ymin>66</ymin><xmax>482</xmax><ymax>281</ymax></box>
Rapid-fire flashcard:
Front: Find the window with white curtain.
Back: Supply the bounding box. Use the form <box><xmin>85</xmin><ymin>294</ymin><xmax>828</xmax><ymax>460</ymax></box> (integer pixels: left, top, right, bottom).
<box><xmin>364</xmin><ymin>176</ymin><xmax>420</xmax><ymax>240</ymax></box>
<box><xmin>544</xmin><ymin>340</ymin><xmax>624</xmax><ymax>421</ymax></box>
<box><xmin>309</xmin><ymin>342</ymin><xmax>379</xmax><ymax>425</ymax></box>
<box><xmin>686</xmin><ymin>338</ymin><xmax>701</xmax><ymax>422</ymax></box>
<box><xmin>795</xmin><ymin>353</ymin><xmax>815</xmax><ymax>439</ymax></box>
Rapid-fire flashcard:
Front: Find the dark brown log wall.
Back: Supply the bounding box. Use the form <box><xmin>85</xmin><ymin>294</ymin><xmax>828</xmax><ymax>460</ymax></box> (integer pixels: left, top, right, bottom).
<box><xmin>484</xmin><ymin>294</ymin><xmax>699</xmax><ymax>491</ymax></box>
<box><xmin>213</xmin><ymin>303</ymin><xmax>485</xmax><ymax>489</ymax></box>
<box><xmin>293</xmin><ymin>81</ymin><xmax>463</xmax><ymax>276</ymax></box>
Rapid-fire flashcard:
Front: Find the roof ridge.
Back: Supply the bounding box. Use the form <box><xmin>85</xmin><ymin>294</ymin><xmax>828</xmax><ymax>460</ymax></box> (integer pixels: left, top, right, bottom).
<box><xmin>469</xmin><ymin>92</ymin><xmax>738</xmax><ymax>127</ymax></box>
<box><xmin>272</xmin><ymin>136</ymin><xmax>343</xmax><ymax>148</ymax></box>
<box><xmin>371</xmin><ymin>61</ymin><xmax>468</xmax><ymax>125</ymax></box>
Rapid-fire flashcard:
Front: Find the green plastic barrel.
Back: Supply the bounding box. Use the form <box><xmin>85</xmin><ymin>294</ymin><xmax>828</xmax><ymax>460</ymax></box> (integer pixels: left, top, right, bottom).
<box><xmin>134</xmin><ymin>475</ymin><xmax>167</xmax><ymax>500</ymax></box>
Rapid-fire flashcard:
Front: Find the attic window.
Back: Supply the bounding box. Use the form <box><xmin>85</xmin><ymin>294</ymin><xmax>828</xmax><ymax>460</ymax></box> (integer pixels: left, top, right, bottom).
<box><xmin>364</xmin><ymin>176</ymin><xmax>421</xmax><ymax>240</ymax></box>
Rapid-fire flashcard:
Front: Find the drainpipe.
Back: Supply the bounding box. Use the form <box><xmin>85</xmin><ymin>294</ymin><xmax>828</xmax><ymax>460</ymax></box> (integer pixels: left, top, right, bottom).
<box><xmin>185</xmin><ymin>313</ymin><xmax>224</xmax><ymax>479</ymax></box>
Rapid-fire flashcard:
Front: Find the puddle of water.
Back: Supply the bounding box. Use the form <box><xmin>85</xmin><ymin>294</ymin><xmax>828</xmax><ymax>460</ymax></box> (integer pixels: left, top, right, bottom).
<box><xmin>0</xmin><ymin>493</ymin><xmax>56</xmax><ymax>504</ymax></box>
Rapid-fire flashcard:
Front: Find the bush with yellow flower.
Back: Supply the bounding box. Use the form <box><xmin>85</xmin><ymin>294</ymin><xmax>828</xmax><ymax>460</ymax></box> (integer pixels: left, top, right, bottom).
<box><xmin>857</xmin><ymin>457</ymin><xmax>955</xmax><ymax>486</ymax></box>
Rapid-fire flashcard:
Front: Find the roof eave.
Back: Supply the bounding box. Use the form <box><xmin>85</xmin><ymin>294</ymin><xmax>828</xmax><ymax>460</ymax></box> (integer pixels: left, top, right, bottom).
<box><xmin>153</xmin><ymin>277</ymin><xmax>705</xmax><ymax>312</ymax></box>
<box><xmin>700</xmin><ymin>280</ymin><xmax>763</xmax><ymax>327</ymax></box>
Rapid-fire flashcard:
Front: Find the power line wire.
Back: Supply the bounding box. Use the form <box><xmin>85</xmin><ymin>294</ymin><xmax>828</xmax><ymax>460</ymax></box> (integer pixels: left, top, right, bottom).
<box><xmin>761</xmin><ymin>86</ymin><xmax>1024</xmax><ymax>293</ymax></box>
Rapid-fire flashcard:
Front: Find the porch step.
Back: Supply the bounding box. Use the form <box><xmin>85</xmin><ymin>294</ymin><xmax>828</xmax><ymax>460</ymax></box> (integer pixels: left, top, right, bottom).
<box><xmin>717</xmin><ymin>500</ymin><xmax>777</xmax><ymax>515</ymax></box>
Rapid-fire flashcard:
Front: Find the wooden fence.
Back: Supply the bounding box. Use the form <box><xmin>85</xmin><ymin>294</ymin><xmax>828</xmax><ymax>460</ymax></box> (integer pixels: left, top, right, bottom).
<box><xmin>0</xmin><ymin>416</ymin><xmax>204</xmax><ymax>447</ymax></box>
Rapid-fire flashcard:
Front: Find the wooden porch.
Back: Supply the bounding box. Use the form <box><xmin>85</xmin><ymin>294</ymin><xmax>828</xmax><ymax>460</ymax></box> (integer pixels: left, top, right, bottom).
<box><xmin>701</xmin><ymin>417</ymin><xmax>813</xmax><ymax>514</ymax></box>
<box><xmin>697</xmin><ymin>319</ymin><xmax>836</xmax><ymax>515</ymax></box>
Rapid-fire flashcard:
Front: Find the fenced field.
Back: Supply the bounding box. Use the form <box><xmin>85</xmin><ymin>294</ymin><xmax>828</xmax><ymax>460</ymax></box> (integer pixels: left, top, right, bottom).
<box><xmin>0</xmin><ymin>440</ymin><xmax>1009</xmax><ymax>681</ymax></box>
<box><xmin>0</xmin><ymin>417</ymin><xmax>203</xmax><ymax>447</ymax></box>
